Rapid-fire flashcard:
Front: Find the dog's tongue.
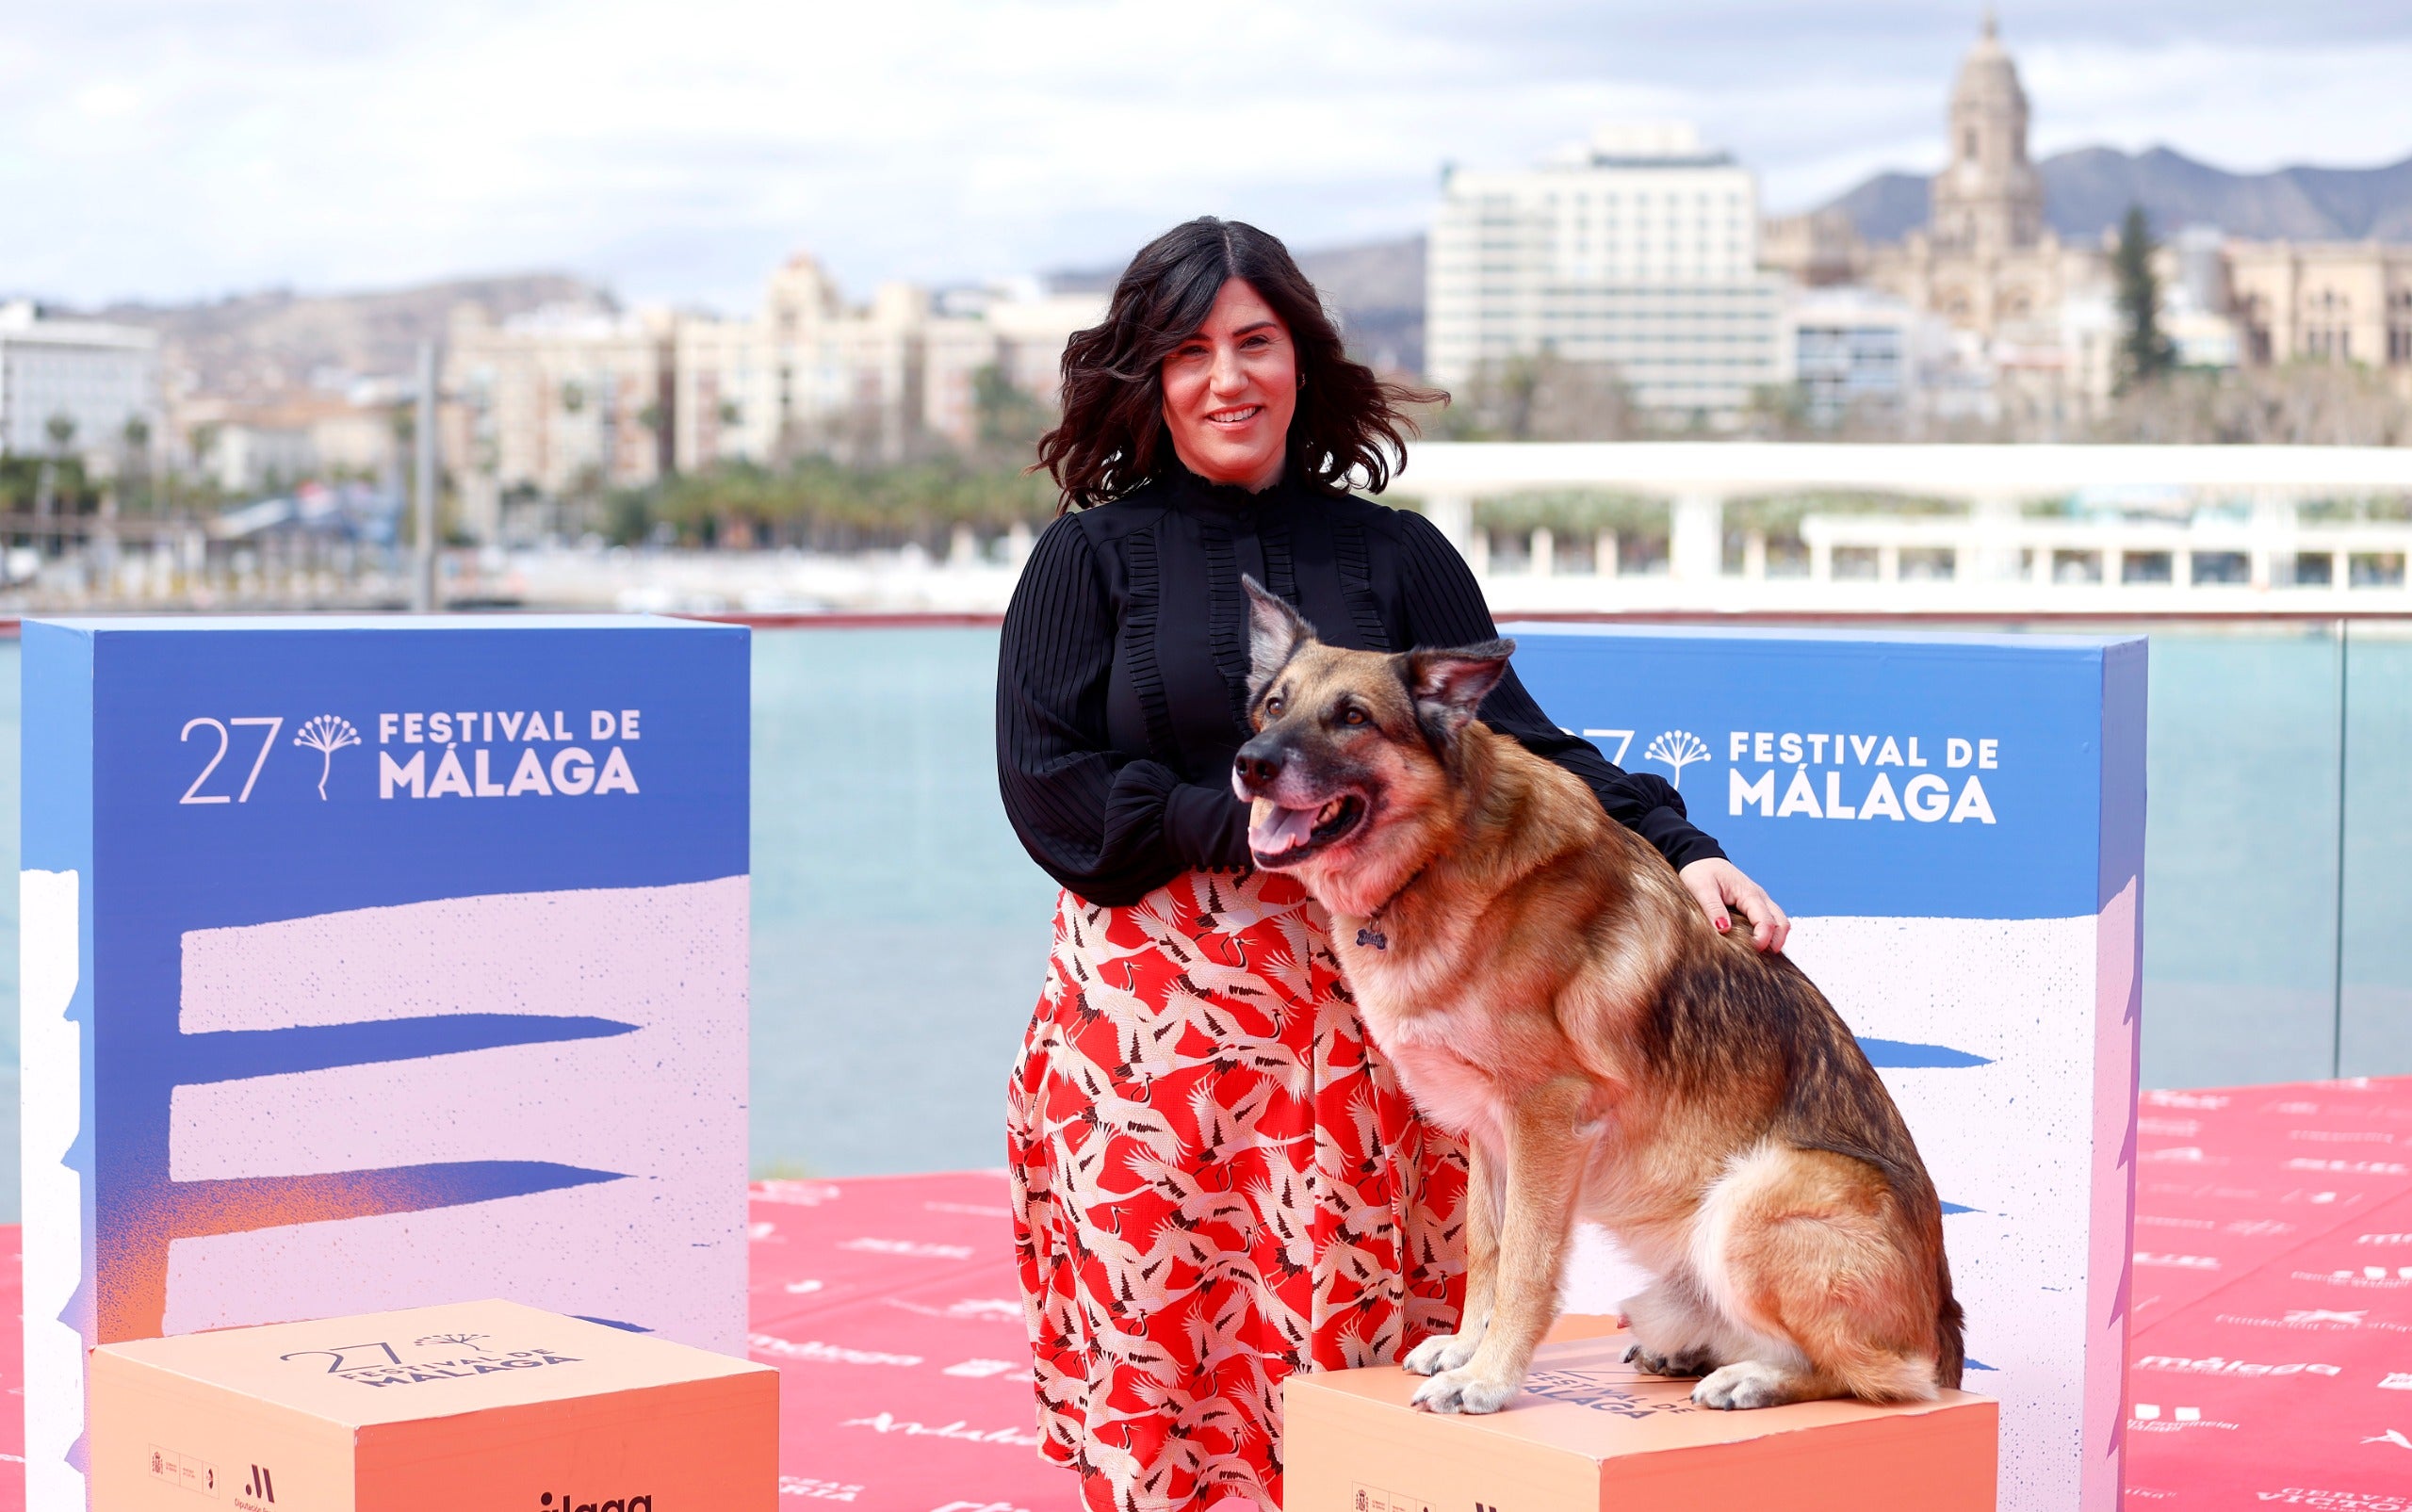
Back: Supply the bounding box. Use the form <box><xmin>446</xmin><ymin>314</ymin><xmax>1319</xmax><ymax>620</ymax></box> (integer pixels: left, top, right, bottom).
<box><xmin>1250</xmin><ymin>805</ymin><xmax>1318</xmax><ymax>855</ymax></box>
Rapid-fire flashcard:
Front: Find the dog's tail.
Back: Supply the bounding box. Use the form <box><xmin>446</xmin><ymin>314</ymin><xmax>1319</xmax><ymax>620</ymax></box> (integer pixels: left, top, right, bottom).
<box><xmin>1768</xmin><ymin>964</ymin><xmax>1966</xmax><ymax>1390</ymax></box>
<box><xmin>1934</xmin><ymin>1256</ymin><xmax>1966</xmax><ymax>1390</ymax></box>
<box><xmin>1790</xmin><ymin>1127</ymin><xmax>1966</xmax><ymax>1391</ymax></box>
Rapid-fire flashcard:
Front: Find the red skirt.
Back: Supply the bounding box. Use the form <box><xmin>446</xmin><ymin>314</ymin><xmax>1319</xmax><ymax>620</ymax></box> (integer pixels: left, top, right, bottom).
<box><xmin>1007</xmin><ymin>869</ymin><xmax>1468</xmax><ymax>1511</ymax></box>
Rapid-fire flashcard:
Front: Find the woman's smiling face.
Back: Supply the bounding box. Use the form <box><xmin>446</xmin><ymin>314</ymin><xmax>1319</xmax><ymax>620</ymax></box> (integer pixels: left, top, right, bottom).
<box><xmin>1160</xmin><ymin>277</ymin><xmax>1297</xmax><ymax>493</ymax></box>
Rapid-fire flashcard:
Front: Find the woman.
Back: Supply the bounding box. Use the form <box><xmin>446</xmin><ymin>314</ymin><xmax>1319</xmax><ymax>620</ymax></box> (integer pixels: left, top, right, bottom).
<box><xmin>998</xmin><ymin>217</ymin><xmax>1787</xmax><ymax>1512</ymax></box>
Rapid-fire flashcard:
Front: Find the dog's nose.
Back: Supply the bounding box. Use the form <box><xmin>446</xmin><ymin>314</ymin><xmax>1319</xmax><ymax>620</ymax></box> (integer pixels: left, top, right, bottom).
<box><xmin>1233</xmin><ymin>739</ymin><xmax>1284</xmax><ymax>793</ymax></box>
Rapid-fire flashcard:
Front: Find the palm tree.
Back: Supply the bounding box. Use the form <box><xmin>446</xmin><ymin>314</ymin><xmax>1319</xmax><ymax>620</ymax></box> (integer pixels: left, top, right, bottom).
<box><xmin>33</xmin><ymin>413</ymin><xmax>75</xmax><ymax>520</ymax></box>
<box><xmin>120</xmin><ymin>415</ymin><xmax>154</xmax><ymax>513</ymax></box>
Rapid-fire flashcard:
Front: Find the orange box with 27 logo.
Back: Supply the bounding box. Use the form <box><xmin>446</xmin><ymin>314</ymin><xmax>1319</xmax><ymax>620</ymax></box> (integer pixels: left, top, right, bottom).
<box><xmin>1284</xmin><ymin>1316</ymin><xmax>1996</xmax><ymax>1512</ymax></box>
<box><xmin>88</xmin><ymin>1299</ymin><xmax>777</xmax><ymax>1511</ymax></box>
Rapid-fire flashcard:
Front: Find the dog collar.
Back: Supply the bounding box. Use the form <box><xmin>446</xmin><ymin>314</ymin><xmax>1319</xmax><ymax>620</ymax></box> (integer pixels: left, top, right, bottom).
<box><xmin>1354</xmin><ymin>863</ymin><xmax>1429</xmax><ymax>951</ymax></box>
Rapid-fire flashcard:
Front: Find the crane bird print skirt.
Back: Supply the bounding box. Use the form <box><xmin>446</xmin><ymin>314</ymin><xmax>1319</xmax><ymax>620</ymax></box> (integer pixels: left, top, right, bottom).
<box><xmin>1007</xmin><ymin>868</ymin><xmax>1469</xmax><ymax>1512</ymax></box>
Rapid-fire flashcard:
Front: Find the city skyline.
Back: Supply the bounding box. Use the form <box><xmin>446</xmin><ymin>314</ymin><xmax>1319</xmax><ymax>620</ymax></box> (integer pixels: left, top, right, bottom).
<box><xmin>7</xmin><ymin>2</ymin><xmax>2412</xmax><ymax>317</ymax></box>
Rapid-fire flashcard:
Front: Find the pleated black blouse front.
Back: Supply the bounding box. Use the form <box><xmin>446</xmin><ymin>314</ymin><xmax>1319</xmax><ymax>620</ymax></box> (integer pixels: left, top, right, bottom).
<box><xmin>995</xmin><ymin>463</ymin><xmax>1726</xmax><ymax>906</ymax></box>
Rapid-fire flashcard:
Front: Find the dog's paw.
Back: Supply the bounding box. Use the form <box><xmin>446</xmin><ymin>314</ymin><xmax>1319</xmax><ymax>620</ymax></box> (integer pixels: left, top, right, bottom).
<box><xmin>1622</xmin><ymin>1342</ymin><xmax>1715</xmax><ymax>1378</ymax></box>
<box><xmin>1691</xmin><ymin>1360</ymin><xmax>1794</xmax><ymax>1410</ymax></box>
<box><xmin>1404</xmin><ymin>1332</ymin><xmax>1480</xmax><ymax>1377</ymax></box>
<box><xmin>1410</xmin><ymin>1367</ymin><xmax>1520</xmax><ymax>1415</ymax></box>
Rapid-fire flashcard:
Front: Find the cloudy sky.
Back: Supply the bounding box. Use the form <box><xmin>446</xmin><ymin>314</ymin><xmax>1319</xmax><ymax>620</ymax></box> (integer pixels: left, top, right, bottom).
<box><xmin>6</xmin><ymin>1</ymin><xmax>2412</xmax><ymax>314</ymax></box>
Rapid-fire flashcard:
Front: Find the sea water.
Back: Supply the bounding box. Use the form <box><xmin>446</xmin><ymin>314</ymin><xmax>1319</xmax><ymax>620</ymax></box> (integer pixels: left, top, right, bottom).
<box><xmin>0</xmin><ymin>624</ymin><xmax>2405</xmax><ymax>1219</ymax></box>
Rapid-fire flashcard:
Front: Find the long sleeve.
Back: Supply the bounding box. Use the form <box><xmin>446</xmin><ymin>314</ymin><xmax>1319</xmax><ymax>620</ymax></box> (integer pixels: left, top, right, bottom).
<box><xmin>1390</xmin><ymin>508</ymin><xmax>1727</xmax><ymax>872</ymax></box>
<box><xmin>996</xmin><ymin>516</ymin><xmax>1251</xmax><ymax>904</ymax></box>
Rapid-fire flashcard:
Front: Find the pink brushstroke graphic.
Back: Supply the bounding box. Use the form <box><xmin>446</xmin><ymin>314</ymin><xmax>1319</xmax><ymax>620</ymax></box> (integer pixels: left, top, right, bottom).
<box><xmin>157</xmin><ymin>877</ymin><xmax>748</xmax><ymax>1355</ymax></box>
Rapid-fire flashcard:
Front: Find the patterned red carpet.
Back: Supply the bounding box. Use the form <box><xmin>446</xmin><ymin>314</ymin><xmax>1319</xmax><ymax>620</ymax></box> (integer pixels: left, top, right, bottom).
<box><xmin>2124</xmin><ymin>1077</ymin><xmax>2412</xmax><ymax>1508</ymax></box>
<box><xmin>4</xmin><ymin>1079</ymin><xmax>2408</xmax><ymax>1510</ymax></box>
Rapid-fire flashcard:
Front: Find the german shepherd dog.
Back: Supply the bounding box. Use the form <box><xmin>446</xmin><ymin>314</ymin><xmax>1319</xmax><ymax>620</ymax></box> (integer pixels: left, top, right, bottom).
<box><xmin>1230</xmin><ymin>578</ymin><xmax>1963</xmax><ymax>1416</ymax></box>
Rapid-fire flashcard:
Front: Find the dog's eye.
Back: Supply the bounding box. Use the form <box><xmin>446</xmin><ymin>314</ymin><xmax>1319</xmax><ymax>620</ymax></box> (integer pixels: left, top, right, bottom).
<box><xmin>1265</xmin><ymin>696</ymin><xmax>1284</xmax><ymax>717</ymax></box>
<box><xmin>1342</xmin><ymin>707</ymin><xmax>1368</xmax><ymax>725</ymax></box>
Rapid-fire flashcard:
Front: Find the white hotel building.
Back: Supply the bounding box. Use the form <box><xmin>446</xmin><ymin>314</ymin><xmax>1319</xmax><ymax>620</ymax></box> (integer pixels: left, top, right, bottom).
<box><xmin>1426</xmin><ymin>122</ymin><xmax>1780</xmax><ymax>421</ymax></box>
<box><xmin>0</xmin><ymin>300</ymin><xmax>161</xmax><ymax>469</ymax></box>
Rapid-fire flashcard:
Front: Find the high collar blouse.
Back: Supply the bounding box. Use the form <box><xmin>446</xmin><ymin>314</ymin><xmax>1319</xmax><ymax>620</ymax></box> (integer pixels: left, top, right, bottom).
<box><xmin>995</xmin><ymin>463</ymin><xmax>1724</xmax><ymax>906</ymax></box>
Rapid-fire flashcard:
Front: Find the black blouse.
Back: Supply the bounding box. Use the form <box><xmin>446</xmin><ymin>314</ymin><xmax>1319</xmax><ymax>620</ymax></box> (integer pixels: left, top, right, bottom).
<box><xmin>995</xmin><ymin>464</ymin><xmax>1726</xmax><ymax>906</ymax></box>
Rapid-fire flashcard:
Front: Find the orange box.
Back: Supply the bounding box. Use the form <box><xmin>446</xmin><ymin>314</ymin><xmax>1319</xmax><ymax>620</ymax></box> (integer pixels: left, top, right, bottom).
<box><xmin>1285</xmin><ymin>1317</ymin><xmax>1996</xmax><ymax>1512</ymax></box>
<box><xmin>88</xmin><ymin>1299</ymin><xmax>777</xmax><ymax>1512</ymax></box>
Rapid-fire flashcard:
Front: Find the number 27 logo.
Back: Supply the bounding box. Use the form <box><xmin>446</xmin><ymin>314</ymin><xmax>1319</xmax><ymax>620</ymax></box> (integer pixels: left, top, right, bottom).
<box><xmin>180</xmin><ymin>716</ymin><xmax>282</xmax><ymax>805</ymax></box>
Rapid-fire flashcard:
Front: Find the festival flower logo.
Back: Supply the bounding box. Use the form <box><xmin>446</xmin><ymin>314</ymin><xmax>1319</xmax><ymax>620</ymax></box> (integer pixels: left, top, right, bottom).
<box><xmin>293</xmin><ymin>715</ymin><xmax>361</xmax><ymax>800</ymax></box>
<box><xmin>1643</xmin><ymin>729</ymin><xmax>1711</xmax><ymax>789</ymax></box>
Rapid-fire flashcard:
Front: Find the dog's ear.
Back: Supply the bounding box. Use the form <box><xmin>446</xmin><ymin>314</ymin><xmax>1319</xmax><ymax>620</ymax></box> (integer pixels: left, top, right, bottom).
<box><xmin>1405</xmin><ymin>640</ymin><xmax>1514</xmax><ymax>742</ymax></box>
<box><xmin>1242</xmin><ymin>575</ymin><xmax>1314</xmax><ymax>695</ymax></box>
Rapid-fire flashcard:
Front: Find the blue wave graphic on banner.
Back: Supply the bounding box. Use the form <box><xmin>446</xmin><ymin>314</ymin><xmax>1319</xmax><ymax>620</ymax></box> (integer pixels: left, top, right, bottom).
<box><xmin>1852</xmin><ymin>1038</ymin><xmax>1988</xmax><ymax>1217</ymax></box>
<box><xmin>1858</xmin><ymin>1037</ymin><xmax>1994</xmax><ymax>1069</ymax></box>
<box><xmin>179</xmin><ymin>1013</ymin><xmax>640</xmax><ymax>1083</ymax></box>
<box><xmin>576</xmin><ymin>1315</ymin><xmax>656</xmax><ymax>1333</ymax></box>
<box><xmin>121</xmin><ymin>1013</ymin><xmax>644</xmax><ymax>1294</ymax></box>
<box><xmin>151</xmin><ymin>1160</ymin><xmax>630</xmax><ymax>1238</ymax></box>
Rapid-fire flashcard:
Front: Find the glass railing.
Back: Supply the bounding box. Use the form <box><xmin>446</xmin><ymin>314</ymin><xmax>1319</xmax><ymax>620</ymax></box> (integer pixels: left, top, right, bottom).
<box><xmin>0</xmin><ymin>616</ymin><xmax>2404</xmax><ymax>1218</ymax></box>
<box><xmin>2078</xmin><ymin>616</ymin><xmax>2402</xmax><ymax>1087</ymax></box>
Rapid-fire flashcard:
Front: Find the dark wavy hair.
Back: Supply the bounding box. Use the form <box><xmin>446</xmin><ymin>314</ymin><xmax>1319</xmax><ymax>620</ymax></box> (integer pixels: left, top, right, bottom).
<box><xmin>1035</xmin><ymin>217</ymin><xmax>1444</xmax><ymax>511</ymax></box>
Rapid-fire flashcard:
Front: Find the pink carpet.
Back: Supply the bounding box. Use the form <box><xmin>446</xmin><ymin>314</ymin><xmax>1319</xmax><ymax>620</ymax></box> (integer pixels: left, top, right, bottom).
<box><xmin>2123</xmin><ymin>1077</ymin><xmax>2412</xmax><ymax>1507</ymax></box>
<box><xmin>6</xmin><ymin>1077</ymin><xmax>2409</xmax><ymax>1509</ymax></box>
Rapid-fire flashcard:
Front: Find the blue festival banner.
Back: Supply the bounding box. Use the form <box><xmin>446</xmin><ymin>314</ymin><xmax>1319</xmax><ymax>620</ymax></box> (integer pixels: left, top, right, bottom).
<box><xmin>1510</xmin><ymin>624</ymin><xmax>2145</xmax><ymax>1512</ymax></box>
<box><xmin>21</xmin><ymin>615</ymin><xmax>750</xmax><ymax>1512</ymax></box>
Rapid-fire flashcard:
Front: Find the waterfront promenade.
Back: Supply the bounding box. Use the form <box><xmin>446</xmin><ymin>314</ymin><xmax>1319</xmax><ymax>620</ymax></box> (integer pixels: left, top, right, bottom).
<box><xmin>4</xmin><ymin>443</ymin><xmax>2409</xmax><ymax>618</ymax></box>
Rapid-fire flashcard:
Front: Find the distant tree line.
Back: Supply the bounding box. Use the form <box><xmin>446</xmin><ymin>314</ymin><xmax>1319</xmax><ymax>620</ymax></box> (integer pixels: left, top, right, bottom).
<box><xmin>606</xmin><ymin>455</ymin><xmax>1060</xmax><ymax>550</ymax></box>
<box><xmin>602</xmin><ymin>363</ymin><xmax>1060</xmax><ymax>548</ymax></box>
<box><xmin>0</xmin><ymin>456</ymin><xmax>101</xmax><ymax>515</ymax></box>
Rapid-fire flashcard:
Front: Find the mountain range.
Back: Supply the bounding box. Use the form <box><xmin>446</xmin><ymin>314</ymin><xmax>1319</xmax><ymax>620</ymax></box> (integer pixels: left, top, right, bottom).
<box><xmin>1820</xmin><ymin>145</ymin><xmax>2412</xmax><ymax>245</ymax></box>
<box><xmin>84</xmin><ymin>274</ymin><xmax>607</xmax><ymax>399</ymax></box>
<box><xmin>1297</xmin><ymin>236</ymin><xmax>1425</xmax><ymax>376</ymax></box>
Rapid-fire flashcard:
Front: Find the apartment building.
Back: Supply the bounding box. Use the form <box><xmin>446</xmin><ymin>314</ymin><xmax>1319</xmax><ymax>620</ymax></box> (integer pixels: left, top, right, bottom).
<box><xmin>440</xmin><ymin>252</ymin><xmax>1101</xmax><ymax>540</ymax></box>
<box><xmin>1780</xmin><ymin>288</ymin><xmax>1937</xmax><ymax>428</ymax></box>
<box><xmin>172</xmin><ymin>392</ymin><xmax>404</xmax><ymax>495</ymax></box>
<box><xmin>673</xmin><ymin>255</ymin><xmax>1100</xmax><ymax>473</ymax></box>
<box><xmin>1427</xmin><ymin>122</ymin><xmax>1781</xmax><ymax>419</ymax></box>
<box><xmin>445</xmin><ymin>304</ymin><xmax>676</xmax><ymax>539</ymax></box>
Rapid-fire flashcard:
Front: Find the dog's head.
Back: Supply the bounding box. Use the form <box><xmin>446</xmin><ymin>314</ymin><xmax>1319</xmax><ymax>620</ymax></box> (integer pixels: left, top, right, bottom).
<box><xmin>1231</xmin><ymin>575</ymin><xmax>1511</xmax><ymax>879</ymax></box>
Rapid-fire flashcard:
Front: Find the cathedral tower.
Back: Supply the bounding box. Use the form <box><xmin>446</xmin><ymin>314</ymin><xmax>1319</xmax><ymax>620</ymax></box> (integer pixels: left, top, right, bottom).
<box><xmin>1930</xmin><ymin>11</ymin><xmax>2045</xmax><ymax>252</ymax></box>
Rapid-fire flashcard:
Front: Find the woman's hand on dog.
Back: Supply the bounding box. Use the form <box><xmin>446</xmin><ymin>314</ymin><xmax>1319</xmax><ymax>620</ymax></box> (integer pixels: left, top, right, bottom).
<box><xmin>1679</xmin><ymin>858</ymin><xmax>1791</xmax><ymax>953</ymax></box>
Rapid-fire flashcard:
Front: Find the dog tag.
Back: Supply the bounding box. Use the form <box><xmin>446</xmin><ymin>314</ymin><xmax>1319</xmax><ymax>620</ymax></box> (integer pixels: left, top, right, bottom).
<box><xmin>1356</xmin><ymin>926</ymin><xmax>1387</xmax><ymax>951</ymax></box>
